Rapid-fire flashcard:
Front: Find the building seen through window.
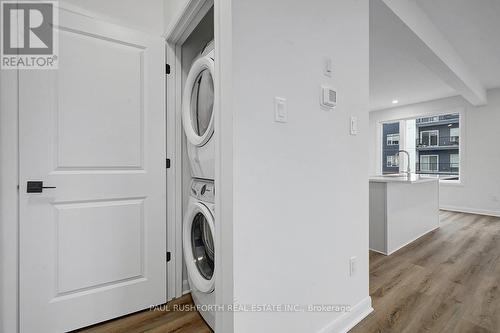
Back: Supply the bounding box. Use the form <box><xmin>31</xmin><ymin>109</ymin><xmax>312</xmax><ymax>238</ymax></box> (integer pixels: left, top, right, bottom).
<box><xmin>382</xmin><ymin>113</ymin><xmax>460</xmax><ymax>180</ymax></box>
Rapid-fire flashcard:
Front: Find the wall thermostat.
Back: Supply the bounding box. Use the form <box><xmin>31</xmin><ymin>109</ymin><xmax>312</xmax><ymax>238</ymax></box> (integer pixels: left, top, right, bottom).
<box><xmin>320</xmin><ymin>86</ymin><xmax>337</xmax><ymax>109</ymax></box>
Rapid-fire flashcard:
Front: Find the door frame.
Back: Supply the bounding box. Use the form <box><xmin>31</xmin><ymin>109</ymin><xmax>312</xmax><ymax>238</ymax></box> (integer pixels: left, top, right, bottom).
<box><xmin>0</xmin><ymin>3</ymin><xmax>170</xmax><ymax>332</ymax></box>
<box><xmin>0</xmin><ymin>65</ymin><xmax>20</xmax><ymax>333</ymax></box>
<box><xmin>164</xmin><ymin>1</ymin><xmax>235</xmax><ymax>332</ymax></box>
<box><xmin>164</xmin><ymin>0</ymin><xmax>214</xmax><ymax>300</ymax></box>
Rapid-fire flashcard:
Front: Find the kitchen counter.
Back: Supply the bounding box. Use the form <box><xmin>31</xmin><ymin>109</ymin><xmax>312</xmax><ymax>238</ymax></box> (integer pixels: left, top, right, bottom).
<box><xmin>369</xmin><ymin>174</ymin><xmax>440</xmax><ymax>255</ymax></box>
<box><xmin>369</xmin><ymin>174</ymin><xmax>439</xmax><ymax>184</ymax></box>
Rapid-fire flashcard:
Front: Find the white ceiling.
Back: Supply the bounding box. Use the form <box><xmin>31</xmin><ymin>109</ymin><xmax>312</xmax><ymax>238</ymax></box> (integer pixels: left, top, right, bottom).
<box><xmin>417</xmin><ymin>0</ymin><xmax>500</xmax><ymax>90</ymax></box>
<box><xmin>370</xmin><ymin>0</ymin><xmax>500</xmax><ymax>111</ymax></box>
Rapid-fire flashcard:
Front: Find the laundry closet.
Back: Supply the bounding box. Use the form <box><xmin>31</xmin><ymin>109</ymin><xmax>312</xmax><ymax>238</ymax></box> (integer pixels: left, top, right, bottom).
<box><xmin>176</xmin><ymin>6</ymin><xmax>216</xmax><ymax>330</ymax></box>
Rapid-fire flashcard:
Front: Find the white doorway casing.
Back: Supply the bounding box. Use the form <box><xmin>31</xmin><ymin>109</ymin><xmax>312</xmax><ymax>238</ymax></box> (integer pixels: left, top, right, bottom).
<box><xmin>164</xmin><ymin>1</ymin><xmax>235</xmax><ymax>332</ymax></box>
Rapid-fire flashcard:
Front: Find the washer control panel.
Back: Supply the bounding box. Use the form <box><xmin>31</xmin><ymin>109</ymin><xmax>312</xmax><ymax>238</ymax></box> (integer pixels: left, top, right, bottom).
<box><xmin>191</xmin><ymin>179</ymin><xmax>215</xmax><ymax>203</ymax></box>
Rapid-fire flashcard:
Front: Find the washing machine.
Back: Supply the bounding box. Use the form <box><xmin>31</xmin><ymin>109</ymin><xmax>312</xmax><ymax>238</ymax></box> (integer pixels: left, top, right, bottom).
<box><xmin>183</xmin><ymin>179</ymin><xmax>216</xmax><ymax>329</ymax></box>
<box><xmin>182</xmin><ymin>41</ymin><xmax>215</xmax><ymax>180</ymax></box>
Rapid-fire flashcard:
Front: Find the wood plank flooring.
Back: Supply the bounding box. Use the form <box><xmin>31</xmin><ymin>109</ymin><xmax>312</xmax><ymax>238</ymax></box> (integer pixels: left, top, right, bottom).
<box><xmin>74</xmin><ymin>294</ymin><xmax>211</xmax><ymax>333</ymax></box>
<box><xmin>352</xmin><ymin>211</ymin><xmax>500</xmax><ymax>333</ymax></box>
<box><xmin>76</xmin><ymin>211</ymin><xmax>499</xmax><ymax>333</ymax></box>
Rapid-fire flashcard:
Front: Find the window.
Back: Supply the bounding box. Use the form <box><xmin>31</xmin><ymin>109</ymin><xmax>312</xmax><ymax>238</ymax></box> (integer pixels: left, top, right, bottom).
<box><xmin>387</xmin><ymin>134</ymin><xmax>400</xmax><ymax>146</ymax></box>
<box><xmin>387</xmin><ymin>155</ymin><xmax>399</xmax><ymax>167</ymax></box>
<box><xmin>450</xmin><ymin>154</ymin><xmax>459</xmax><ymax>171</ymax></box>
<box><xmin>379</xmin><ymin>113</ymin><xmax>460</xmax><ymax>180</ymax></box>
<box><xmin>420</xmin><ymin>155</ymin><xmax>439</xmax><ymax>172</ymax></box>
<box><xmin>420</xmin><ymin>130</ymin><xmax>439</xmax><ymax>146</ymax></box>
<box><xmin>450</xmin><ymin>127</ymin><xmax>459</xmax><ymax>144</ymax></box>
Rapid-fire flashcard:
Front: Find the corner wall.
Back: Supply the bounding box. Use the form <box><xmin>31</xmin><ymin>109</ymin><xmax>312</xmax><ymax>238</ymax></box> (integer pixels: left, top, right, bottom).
<box><xmin>369</xmin><ymin>88</ymin><xmax>500</xmax><ymax>216</ymax></box>
<box><xmin>230</xmin><ymin>0</ymin><xmax>371</xmax><ymax>331</ymax></box>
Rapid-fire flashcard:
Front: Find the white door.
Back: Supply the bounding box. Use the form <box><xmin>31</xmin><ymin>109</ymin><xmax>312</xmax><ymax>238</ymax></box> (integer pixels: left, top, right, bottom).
<box><xmin>19</xmin><ymin>8</ymin><xmax>166</xmax><ymax>333</ymax></box>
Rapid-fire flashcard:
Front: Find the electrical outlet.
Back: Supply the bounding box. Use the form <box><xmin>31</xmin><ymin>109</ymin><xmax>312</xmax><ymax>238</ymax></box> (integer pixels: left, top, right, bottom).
<box><xmin>349</xmin><ymin>256</ymin><xmax>357</xmax><ymax>276</ymax></box>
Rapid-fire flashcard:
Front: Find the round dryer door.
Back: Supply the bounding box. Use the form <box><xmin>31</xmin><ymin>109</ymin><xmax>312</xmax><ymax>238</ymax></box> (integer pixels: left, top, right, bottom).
<box><xmin>183</xmin><ymin>202</ymin><xmax>215</xmax><ymax>293</ymax></box>
<box><xmin>182</xmin><ymin>55</ymin><xmax>215</xmax><ymax>147</ymax></box>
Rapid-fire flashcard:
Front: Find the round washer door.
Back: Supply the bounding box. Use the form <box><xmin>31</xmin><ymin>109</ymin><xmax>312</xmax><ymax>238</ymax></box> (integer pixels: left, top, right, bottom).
<box><xmin>182</xmin><ymin>55</ymin><xmax>215</xmax><ymax>147</ymax></box>
<box><xmin>183</xmin><ymin>201</ymin><xmax>215</xmax><ymax>293</ymax></box>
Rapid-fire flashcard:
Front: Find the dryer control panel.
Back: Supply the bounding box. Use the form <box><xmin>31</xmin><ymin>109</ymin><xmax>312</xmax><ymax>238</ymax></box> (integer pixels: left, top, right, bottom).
<box><xmin>191</xmin><ymin>179</ymin><xmax>215</xmax><ymax>204</ymax></box>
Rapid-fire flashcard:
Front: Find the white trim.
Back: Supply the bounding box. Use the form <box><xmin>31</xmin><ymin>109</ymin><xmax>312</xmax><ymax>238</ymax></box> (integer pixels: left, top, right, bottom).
<box><xmin>316</xmin><ymin>296</ymin><xmax>373</xmax><ymax>333</ymax></box>
<box><xmin>440</xmin><ymin>206</ymin><xmax>500</xmax><ymax>218</ymax></box>
<box><xmin>369</xmin><ymin>248</ymin><xmax>388</xmax><ymax>255</ymax></box>
<box><xmin>164</xmin><ymin>0</ymin><xmax>214</xmax><ymax>43</ymax></box>
<box><xmin>0</xmin><ymin>64</ymin><xmax>19</xmax><ymax>333</ymax></box>
<box><xmin>214</xmin><ymin>0</ymin><xmax>235</xmax><ymax>331</ymax></box>
<box><xmin>167</xmin><ymin>41</ymin><xmax>185</xmax><ymax>300</ymax></box>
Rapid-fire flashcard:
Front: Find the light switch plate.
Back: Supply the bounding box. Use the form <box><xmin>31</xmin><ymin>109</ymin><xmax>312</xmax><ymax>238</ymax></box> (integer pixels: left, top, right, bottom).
<box><xmin>274</xmin><ymin>97</ymin><xmax>287</xmax><ymax>123</ymax></box>
<box><xmin>349</xmin><ymin>256</ymin><xmax>357</xmax><ymax>276</ymax></box>
<box><xmin>324</xmin><ymin>57</ymin><xmax>333</xmax><ymax>77</ymax></box>
<box><xmin>350</xmin><ymin>116</ymin><xmax>358</xmax><ymax>135</ymax></box>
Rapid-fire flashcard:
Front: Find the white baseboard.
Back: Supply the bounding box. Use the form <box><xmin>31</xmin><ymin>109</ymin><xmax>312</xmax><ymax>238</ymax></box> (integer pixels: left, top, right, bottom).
<box><xmin>369</xmin><ymin>248</ymin><xmax>388</xmax><ymax>255</ymax></box>
<box><xmin>440</xmin><ymin>205</ymin><xmax>500</xmax><ymax>218</ymax></box>
<box><xmin>317</xmin><ymin>296</ymin><xmax>373</xmax><ymax>333</ymax></box>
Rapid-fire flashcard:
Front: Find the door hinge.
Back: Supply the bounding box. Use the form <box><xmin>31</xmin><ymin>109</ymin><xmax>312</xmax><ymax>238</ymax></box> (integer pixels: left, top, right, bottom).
<box><xmin>167</xmin><ymin>251</ymin><xmax>171</xmax><ymax>262</ymax></box>
<box><xmin>166</xmin><ymin>64</ymin><xmax>171</xmax><ymax>75</ymax></box>
<box><xmin>166</xmin><ymin>158</ymin><xmax>171</xmax><ymax>169</ymax></box>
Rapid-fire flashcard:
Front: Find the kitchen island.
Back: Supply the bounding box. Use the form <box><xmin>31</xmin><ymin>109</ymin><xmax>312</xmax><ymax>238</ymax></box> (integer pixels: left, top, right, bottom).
<box><xmin>369</xmin><ymin>174</ymin><xmax>439</xmax><ymax>255</ymax></box>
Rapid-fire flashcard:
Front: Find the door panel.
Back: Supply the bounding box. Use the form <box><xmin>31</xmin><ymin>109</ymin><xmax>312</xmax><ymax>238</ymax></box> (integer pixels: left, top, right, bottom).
<box><xmin>19</xmin><ymin>7</ymin><xmax>166</xmax><ymax>333</ymax></box>
<box><xmin>56</xmin><ymin>29</ymin><xmax>144</xmax><ymax>169</ymax></box>
<box><xmin>55</xmin><ymin>198</ymin><xmax>144</xmax><ymax>294</ymax></box>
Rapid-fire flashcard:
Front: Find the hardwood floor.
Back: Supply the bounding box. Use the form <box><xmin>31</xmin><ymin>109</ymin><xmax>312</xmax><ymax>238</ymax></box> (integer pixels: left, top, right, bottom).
<box><xmin>74</xmin><ymin>294</ymin><xmax>211</xmax><ymax>333</ymax></box>
<box><xmin>352</xmin><ymin>211</ymin><xmax>500</xmax><ymax>333</ymax></box>
<box><xmin>76</xmin><ymin>211</ymin><xmax>499</xmax><ymax>333</ymax></box>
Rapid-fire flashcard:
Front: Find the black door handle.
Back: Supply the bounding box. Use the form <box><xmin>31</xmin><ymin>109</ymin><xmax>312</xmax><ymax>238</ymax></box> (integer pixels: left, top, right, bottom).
<box><xmin>27</xmin><ymin>181</ymin><xmax>56</xmax><ymax>193</ymax></box>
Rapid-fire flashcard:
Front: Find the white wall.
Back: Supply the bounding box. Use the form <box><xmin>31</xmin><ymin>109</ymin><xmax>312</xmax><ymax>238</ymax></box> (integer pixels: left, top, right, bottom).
<box><xmin>369</xmin><ymin>88</ymin><xmax>500</xmax><ymax>216</ymax></box>
<box><xmin>229</xmin><ymin>0</ymin><xmax>371</xmax><ymax>332</ymax></box>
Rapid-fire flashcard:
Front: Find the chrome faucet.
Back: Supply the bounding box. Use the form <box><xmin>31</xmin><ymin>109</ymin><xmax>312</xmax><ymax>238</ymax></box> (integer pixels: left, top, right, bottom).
<box><xmin>397</xmin><ymin>150</ymin><xmax>411</xmax><ymax>175</ymax></box>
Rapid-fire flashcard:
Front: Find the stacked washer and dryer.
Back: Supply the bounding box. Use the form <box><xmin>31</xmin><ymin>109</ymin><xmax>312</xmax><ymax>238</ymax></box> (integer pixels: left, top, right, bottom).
<box><xmin>182</xmin><ymin>41</ymin><xmax>216</xmax><ymax>329</ymax></box>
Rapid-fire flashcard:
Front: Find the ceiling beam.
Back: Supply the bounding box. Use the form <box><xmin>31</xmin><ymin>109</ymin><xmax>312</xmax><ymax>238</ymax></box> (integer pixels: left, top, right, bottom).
<box><xmin>382</xmin><ymin>0</ymin><xmax>487</xmax><ymax>106</ymax></box>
